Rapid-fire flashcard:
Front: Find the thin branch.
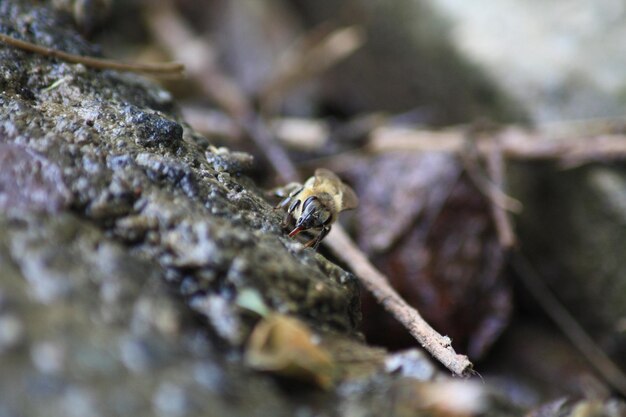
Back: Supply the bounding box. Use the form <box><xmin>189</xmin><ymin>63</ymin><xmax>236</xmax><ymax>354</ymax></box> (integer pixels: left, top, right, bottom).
<box><xmin>239</xmin><ymin>115</ymin><xmax>301</xmax><ymax>183</ymax></box>
<box><xmin>324</xmin><ymin>226</ymin><xmax>474</xmax><ymax>377</ymax></box>
<box><xmin>484</xmin><ymin>143</ymin><xmax>517</xmax><ymax>248</ymax></box>
<box><xmin>145</xmin><ymin>5</ymin><xmax>247</xmax><ymax>118</ymax></box>
<box><xmin>260</xmin><ymin>25</ymin><xmax>366</xmax><ymax>111</ymax></box>
<box><xmin>180</xmin><ymin>106</ymin><xmax>241</xmax><ymax>140</ymax></box>
<box><xmin>369</xmin><ymin>126</ymin><xmax>626</xmax><ymax>162</ymax></box>
<box><xmin>511</xmin><ymin>252</ymin><xmax>626</xmax><ymax>397</ymax></box>
<box><xmin>0</xmin><ymin>33</ymin><xmax>184</xmax><ymax>76</ymax></box>
<box><xmin>460</xmin><ymin>134</ymin><xmax>523</xmax><ymax>213</ymax></box>
<box><xmin>146</xmin><ymin>4</ymin><xmax>299</xmax><ymax>183</ymax></box>
<box><xmin>181</xmin><ymin>106</ymin><xmax>330</xmax><ymax>152</ymax></box>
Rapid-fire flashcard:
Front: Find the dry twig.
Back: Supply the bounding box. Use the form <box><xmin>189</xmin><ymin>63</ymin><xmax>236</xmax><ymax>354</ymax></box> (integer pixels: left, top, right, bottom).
<box><xmin>260</xmin><ymin>25</ymin><xmax>366</xmax><ymax>111</ymax></box>
<box><xmin>369</xmin><ymin>125</ymin><xmax>626</xmax><ymax>162</ymax></box>
<box><xmin>0</xmin><ymin>33</ymin><xmax>184</xmax><ymax>76</ymax></box>
<box><xmin>484</xmin><ymin>142</ymin><xmax>517</xmax><ymax>248</ymax></box>
<box><xmin>182</xmin><ymin>106</ymin><xmax>330</xmax><ymax>152</ymax></box>
<box><xmin>180</xmin><ymin>107</ymin><xmax>240</xmax><ymax>140</ymax></box>
<box><xmin>512</xmin><ymin>253</ymin><xmax>626</xmax><ymax>397</ymax></box>
<box><xmin>146</xmin><ymin>4</ymin><xmax>299</xmax><ymax>183</ymax></box>
<box><xmin>324</xmin><ymin>226</ymin><xmax>474</xmax><ymax>376</ymax></box>
<box><xmin>460</xmin><ymin>132</ymin><xmax>523</xmax><ymax>213</ymax></box>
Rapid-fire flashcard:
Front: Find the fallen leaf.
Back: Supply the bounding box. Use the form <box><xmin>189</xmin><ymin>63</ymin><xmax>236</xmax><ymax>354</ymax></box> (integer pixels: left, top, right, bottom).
<box><xmin>347</xmin><ymin>152</ymin><xmax>511</xmax><ymax>359</ymax></box>
<box><xmin>244</xmin><ymin>314</ymin><xmax>334</xmax><ymax>389</ymax></box>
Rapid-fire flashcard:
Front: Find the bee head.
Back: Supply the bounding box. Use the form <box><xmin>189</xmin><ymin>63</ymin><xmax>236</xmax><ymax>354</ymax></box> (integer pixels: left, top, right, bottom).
<box><xmin>289</xmin><ymin>194</ymin><xmax>334</xmax><ymax>237</ymax></box>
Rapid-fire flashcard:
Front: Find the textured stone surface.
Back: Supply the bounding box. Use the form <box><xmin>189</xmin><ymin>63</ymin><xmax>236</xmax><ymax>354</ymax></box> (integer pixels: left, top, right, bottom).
<box><xmin>0</xmin><ymin>0</ymin><xmax>360</xmax><ymax>333</ymax></box>
<box><xmin>433</xmin><ymin>0</ymin><xmax>626</xmax><ymax>122</ymax></box>
<box><xmin>0</xmin><ymin>2</ymin><xmax>414</xmax><ymax>416</ymax></box>
<box><xmin>0</xmin><ymin>1</ymin><xmax>558</xmax><ymax>416</ymax></box>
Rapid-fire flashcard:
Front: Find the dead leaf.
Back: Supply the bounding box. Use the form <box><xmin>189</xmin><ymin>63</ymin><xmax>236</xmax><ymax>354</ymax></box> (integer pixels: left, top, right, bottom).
<box><xmin>347</xmin><ymin>153</ymin><xmax>511</xmax><ymax>359</ymax></box>
<box><xmin>244</xmin><ymin>314</ymin><xmax>334</xmax><ymax>389</ymax></box>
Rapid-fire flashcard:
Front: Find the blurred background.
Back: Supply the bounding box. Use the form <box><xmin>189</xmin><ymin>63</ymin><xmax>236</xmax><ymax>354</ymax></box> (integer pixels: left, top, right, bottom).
<box><xmin>81</xmin><ymin>0</ymin><xmax>626</xmax><ymax>413</ymax></box>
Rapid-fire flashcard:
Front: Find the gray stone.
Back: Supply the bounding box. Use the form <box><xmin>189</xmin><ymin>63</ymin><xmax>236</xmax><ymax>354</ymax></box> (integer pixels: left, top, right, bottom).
<box><xmin>432</xmin><ymin>0</ymin><xmax>626</xmax><ymax>122</ymax></box>
<box><xmin>0</xmin><ymin>1</ymin><xmax>447</xmax><ymax>416</ymax></box>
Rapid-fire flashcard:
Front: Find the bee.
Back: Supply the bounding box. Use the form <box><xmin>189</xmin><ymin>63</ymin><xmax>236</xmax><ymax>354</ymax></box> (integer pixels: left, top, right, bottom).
<box><xmin>275</xmin><ymin>169</ymin><xmax>358</xmax><ymax>249</ymax></box>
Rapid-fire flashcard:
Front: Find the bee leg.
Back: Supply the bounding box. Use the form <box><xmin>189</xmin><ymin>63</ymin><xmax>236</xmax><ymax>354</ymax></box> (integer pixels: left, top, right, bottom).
<box><xmin>282</xmin><ymin>199</ymin><xmax>300</xmax><ymax>227</ymax></box>
<box><xmin>271</xmin><ymin>183</ymin><xmax>303</xmax><ymax>199</ymax></box>
<box><xmin>275</xmin><ymin>197</ymin><xmax>292</xmax><ymax>225</ymax></box>
<box><xmin>275</xmin><ymin>196</ymin><xmax>291</xmax><ymax>210</ymax></box>
<box><xmin>304</xmin><ymin>226</ymin><xmax>331</xmax><ymax>250</ymax></box>
<box><xmin>273</xmin><ymin>184</ymin><xmax>303</xmax><ymax>212</ymax></box>
<box><xmin>303</xmin><ymin>236</ymin><xmax>315</xmax><ymax>248</ymax></box>
<box><xmin>287</xmin><ymin>199</ymin><xmax>301</xmax><ymax>215</ymax></box>
<box><xmin>316</xmin><ymin>226</ymin><xmax>331</xmax><ymax>249</ymax></box>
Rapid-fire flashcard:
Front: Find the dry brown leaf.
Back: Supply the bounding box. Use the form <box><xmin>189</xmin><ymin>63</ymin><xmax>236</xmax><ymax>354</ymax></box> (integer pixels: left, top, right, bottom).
<box><xmin>244</xmin><ymin>314</ymin><xmax>334</xmax><ymax>389</ymax></box>
<box><xmin>346</xmin><ymin>152</ymin><xmax>511</xmax><ymax>359</ymax></box>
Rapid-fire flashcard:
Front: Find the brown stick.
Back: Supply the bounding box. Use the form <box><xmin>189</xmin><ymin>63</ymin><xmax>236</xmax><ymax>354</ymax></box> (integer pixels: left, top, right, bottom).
<box><xmin>460</xmin><ymin>134</ymin><xmax>523</xmax><ymax>214</ymax></box>
<box><xmin>146</xmin><ymin>4</ymin><xmax>299</xmax><ymax>184</ymax></box>
<box><xmin>324</xmin><ymin>226</ymin><xmax>474</xmax><ymax>376</ymax></box>
<box><xmin>512</xmin><ymin>253</ymin><xmax>626</xmax><ymax>397</ymax></box>
<box><xmin>240</xmin><ymin>116</ymin><xmax>301</xmax><ymax>183</ymax></box>
<box><xmin>484</xmin><ymin>143</ymin><xmax>517</xmax><ymax>248</ymax></box>
<box><xmin>259</xmin><ymin>25</ymin><xmax>365</xmax><ymax>111</ymax></box>
<box><xmin>369</xmin><ymin>126</ymin><xmax>626</xmax><ymax>162</ymax></box>
<box><xmin>0</xmin><ymin>33</ymin><xmax>184</xmax><ymax>76</ymax></box>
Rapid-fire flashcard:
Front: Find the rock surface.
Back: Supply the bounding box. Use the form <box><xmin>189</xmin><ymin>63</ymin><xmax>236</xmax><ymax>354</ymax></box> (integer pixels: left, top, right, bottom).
<box><xmin>9</xmin><ymin>1</ymin><xmax>606</xmax><ymax>416</ymax></box>
<box><xmin>0</xmin><ymin>2</ymin><xmax>450</xmax><ymax>416</ymax></box>
<box><xmin>433</xmin><ymin>0</ymin><xmax>626</xmax><ymax>122</ymax></box>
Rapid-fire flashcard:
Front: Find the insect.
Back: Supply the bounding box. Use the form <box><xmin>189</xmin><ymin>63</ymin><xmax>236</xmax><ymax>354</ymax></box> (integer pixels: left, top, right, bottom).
<box><xmin>275</xmin><ymin>169</ymin><xmax>358</xmax><ymax>249</ymax></box>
